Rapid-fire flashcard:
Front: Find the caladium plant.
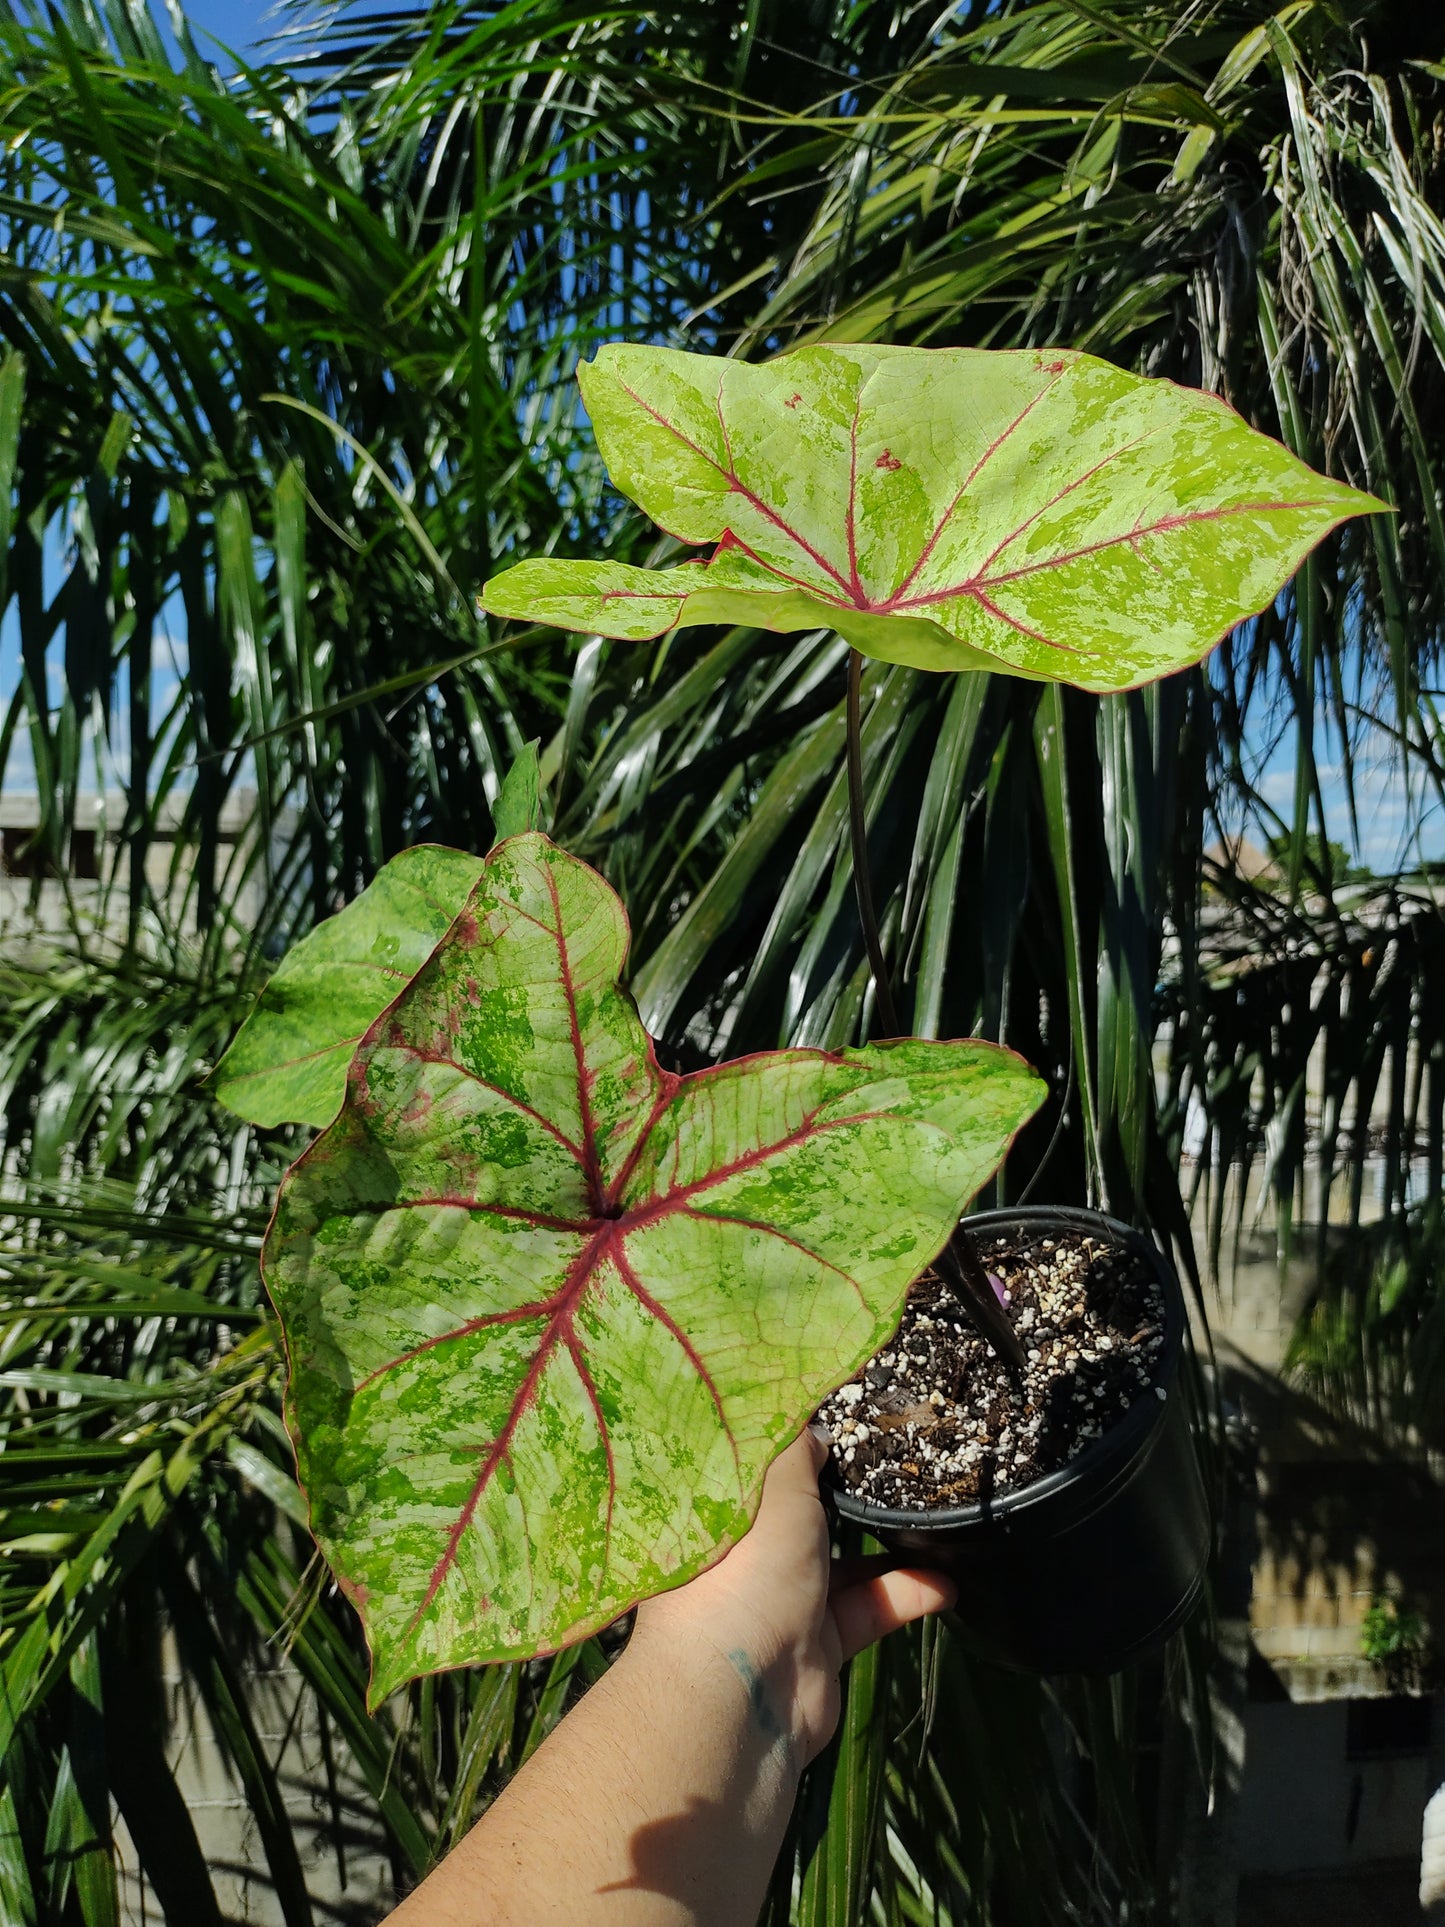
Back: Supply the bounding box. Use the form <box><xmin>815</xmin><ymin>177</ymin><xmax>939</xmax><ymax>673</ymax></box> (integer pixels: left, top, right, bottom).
<box><xmin>479</xmin><ymin>342</ymin><xmax>1385</xmax><ymax>687</ymax></box>
<box><xmin>221</xmin><ymin>341</ymin><xmax>1386</xmax><ymax>1703</ymax></box>
<box><xmin>242</xmin><ymin>833</ymin><xmax>1044</xmax><ymax>1701</ymax></box>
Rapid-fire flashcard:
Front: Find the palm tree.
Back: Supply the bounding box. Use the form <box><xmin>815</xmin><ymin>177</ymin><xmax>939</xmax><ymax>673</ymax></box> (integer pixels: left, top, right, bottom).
<box><xmin>2</xmin><ymin>0</ymin><xmax>1443</xmax><ymax>1919</ymax></box>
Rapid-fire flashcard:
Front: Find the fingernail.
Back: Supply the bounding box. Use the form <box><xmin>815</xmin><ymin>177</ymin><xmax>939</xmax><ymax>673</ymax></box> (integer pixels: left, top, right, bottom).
<box><xmin>807</xmin><ymin>1420</ymin><xmax>834</xmax><ymax>1448</ymax></box>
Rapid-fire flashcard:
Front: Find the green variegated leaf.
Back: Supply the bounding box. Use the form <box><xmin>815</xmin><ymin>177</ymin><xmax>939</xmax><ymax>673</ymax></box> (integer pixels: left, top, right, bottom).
<box><xmin>263</xmin><ymin>833</ymin><xmax>1045</xmax><ymax>1700</ymax></box>
<box><xmin>490</xmin><ymin>738</ymin><xmax>543</xmax><ymax>840</ymax></box>
<box><xmin>480</xmin><ymin>343</ymin><xmax>1386</xmax><ymax>689</ymax></box>
<box><xmin>214</xmin><ymin>845</ymin><xmax>486</xmax><ymax>1129</ymax></box>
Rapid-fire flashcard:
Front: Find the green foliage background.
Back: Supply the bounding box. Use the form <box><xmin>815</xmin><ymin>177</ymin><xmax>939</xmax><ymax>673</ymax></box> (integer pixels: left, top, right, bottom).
<box><xmin>2</xmin><ymin>0</ymin><xmax>1445</xmax><ymax>1919</ymax></box>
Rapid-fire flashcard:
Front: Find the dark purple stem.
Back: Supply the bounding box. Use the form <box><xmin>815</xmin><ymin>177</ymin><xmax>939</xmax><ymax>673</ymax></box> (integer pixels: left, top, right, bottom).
<box><xmin>845</xmin><ymin>649</ymin><xmax>901</xmax><ymax>1039</ymax></box>
<box><xmin>843</xmin><ymin>648</ymin><xmax>1026</xmax><ymax>1373</ymax></box>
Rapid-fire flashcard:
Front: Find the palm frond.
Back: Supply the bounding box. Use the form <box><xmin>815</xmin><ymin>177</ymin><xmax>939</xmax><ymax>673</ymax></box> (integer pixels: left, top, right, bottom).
<box><xmin>5</xmin><ymin>0</ymin><xmax>1445</xmax><ymax>1919</ymax></box>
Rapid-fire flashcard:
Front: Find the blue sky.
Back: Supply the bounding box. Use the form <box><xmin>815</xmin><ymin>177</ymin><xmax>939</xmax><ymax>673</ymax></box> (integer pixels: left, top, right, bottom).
<box><xmin>1252</xmin><ymin>736</ymin><xmax>1440</xmax><ymax>873</ymax></box>
<box><xmin>165</xmin><ymin>0</ymin><xmax>364</xmax><ymax>69</ymax></box>
<box><xmin>169</xmin><ymin>0</ymin><xmax>277</xmax><ymax>63</ymax></box>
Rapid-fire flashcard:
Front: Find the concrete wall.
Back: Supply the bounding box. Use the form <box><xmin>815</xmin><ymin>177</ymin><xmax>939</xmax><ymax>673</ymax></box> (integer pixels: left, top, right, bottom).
<box><xmin>112</xmin><ymin>1644</ymin><xmax>396</xmax><ymax>1926</ymax></box>
<box><xmin>0</xmin><ymin>787</ymin><xmax>281</xmax><ymax>955</ymax></box>
<box><xmin>1236</xmin><ymin>1700</ymin><xmax>1430</xmax><ymax>1874</ymax></box>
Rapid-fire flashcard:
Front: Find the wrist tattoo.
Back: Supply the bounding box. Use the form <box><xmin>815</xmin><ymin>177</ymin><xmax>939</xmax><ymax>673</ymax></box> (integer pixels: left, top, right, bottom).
<box><xmin>725</xmin><ymin>1649</ymin><xmax>792</xmax><ymax>1764</ymax></box>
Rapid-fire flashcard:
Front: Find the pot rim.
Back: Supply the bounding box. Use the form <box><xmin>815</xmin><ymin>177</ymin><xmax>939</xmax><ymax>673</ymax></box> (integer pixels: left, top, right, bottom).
<box><xmin>825</xmin><ymin>1204</ymin><xmax>1186</xmax><ymax>1532</ymax></box>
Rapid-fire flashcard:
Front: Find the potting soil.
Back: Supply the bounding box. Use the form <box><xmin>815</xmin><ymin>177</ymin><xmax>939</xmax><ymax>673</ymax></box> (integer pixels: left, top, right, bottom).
<box><xmin>817</xmin><ymin>1225</ymin><xmax>1167</xmax><ymax>1509</ymax></box>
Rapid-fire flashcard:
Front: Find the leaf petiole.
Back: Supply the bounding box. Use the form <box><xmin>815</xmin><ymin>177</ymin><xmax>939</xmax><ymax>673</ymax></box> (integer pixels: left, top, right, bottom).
<box><xmin>843</xmin><ymin>647</ymin><xmax>1026</xmax><ymax>1372</ymax></box>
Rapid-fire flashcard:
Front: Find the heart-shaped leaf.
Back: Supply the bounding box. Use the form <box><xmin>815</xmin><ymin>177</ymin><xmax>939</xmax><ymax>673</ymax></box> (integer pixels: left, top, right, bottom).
<box><xmin>264</xmin><ymin>833</ymin><xmax>1045</xmax><ymax>1700</ymax></box>
<box><xmin>215</xmin><ymin>845</ymin><xmax>485</xmax><ymax>1129</ymax></box>
<box><xmin>480</xmin><ymin>343</ymin><xmax>1386</xmax><ymax>689</ymax></box>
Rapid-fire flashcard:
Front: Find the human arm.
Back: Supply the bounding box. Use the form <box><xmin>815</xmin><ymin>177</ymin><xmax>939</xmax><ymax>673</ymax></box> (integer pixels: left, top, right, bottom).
<box><xmin>384</xmin><ymin>1427</ymin><xmax>955</xmax><ymax>1927</ymax></box>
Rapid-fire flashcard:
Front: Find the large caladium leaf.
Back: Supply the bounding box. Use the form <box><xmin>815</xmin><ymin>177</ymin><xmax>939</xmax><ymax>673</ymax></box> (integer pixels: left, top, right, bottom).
<box><xmin>215</xmin><ymin>845</ymin><xmax>486</xmax><ymax>1129</ymax></box>
<box><xmin>264</xmin><ymin>833</ymin><xmax>1044</xmax><ymax>1700</ymax></box>
<box><xmin>479</xmin><ymin>343</ymin><xmax>1386</xmax><ymax>689</ymax></box>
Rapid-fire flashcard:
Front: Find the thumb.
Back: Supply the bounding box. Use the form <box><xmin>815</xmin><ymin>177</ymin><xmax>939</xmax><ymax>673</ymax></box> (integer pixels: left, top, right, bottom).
<box><xmin>831</xmin><ymin>1567</ymin><xmax>956</xmax><ymax>1663</ymax></box>
<box><xmin>763</xmin><ymin>1425</ymin><xmax>830</xmax><ymax>1497</ymax></box>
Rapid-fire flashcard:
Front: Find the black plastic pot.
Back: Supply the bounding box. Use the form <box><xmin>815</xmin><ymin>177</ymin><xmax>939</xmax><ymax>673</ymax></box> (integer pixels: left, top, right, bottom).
<box><xmin>828</xmin><ymin>1206</ymin><xmax>1211</xmax><ymax>1676</ymax></box>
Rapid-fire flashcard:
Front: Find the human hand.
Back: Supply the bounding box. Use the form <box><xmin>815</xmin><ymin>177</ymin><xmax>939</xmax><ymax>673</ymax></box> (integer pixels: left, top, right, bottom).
<box><xmin>630</xmin><ymin>1428</ymin><xmax>955</xmax><ymax>1771</ymax></box>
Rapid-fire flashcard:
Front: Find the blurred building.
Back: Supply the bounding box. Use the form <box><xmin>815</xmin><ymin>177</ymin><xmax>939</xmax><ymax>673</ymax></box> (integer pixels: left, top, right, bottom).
<box><xmin>1174</xmin><ymin>857</ymin><xmax>1445</xmax><ymax>1926</ymax></box>
<box><xmin>0</xmin><ymin>787</ymin><xmax>277</xmax><ymax>952</ymax></box>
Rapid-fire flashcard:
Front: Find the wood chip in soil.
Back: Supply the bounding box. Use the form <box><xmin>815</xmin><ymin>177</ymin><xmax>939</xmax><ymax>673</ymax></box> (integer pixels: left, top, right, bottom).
<box><xmin>817</xmin><ymin>1226</ymin><xmax>1166</xmax><ymax>1510</ymax></box>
